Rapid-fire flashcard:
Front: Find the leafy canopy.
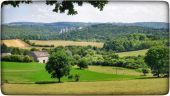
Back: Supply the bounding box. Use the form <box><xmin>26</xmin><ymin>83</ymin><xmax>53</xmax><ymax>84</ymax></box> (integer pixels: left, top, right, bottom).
<box><xmin>145</xmin><ymin>46</ymin><xmax>169</xmax><ymax>77</ymax></box>
<box><xmin>45</xmin><ymin>50</ymin><xmax>71</xmax><ymax>82</ymax></box>
<box><xmin>2</xmin><ymin>0</ymin><xmax>108</xmax><ymax>15</ymax></box>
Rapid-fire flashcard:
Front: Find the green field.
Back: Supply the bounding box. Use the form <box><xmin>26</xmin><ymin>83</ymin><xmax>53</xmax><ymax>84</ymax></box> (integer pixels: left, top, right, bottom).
<box><xmin>1</xmin><ymin>62</ymin><xmax>169</xmax><ymax>95</ymax></box>
<box><xmin>1</xmin><ymin>62</ymin><xmax>142</xmax><ymax>83</ymax></box>
<box><xmin>117</xmin><ymin>49</ymin><xmax>148</xmax><ymax>57</ymax></box>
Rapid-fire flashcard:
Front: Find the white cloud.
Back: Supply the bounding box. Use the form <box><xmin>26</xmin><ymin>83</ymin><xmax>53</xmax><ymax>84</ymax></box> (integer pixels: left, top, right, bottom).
<box><xmin>2</xmin><ymin>1</ymin><xmax>168</xmax><ymax>23</ymax></box>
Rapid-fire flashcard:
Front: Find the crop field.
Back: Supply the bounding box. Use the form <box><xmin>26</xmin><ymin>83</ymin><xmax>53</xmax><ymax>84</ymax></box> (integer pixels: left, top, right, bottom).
<box><xmin>30</xmin><ymin>40</ymin><xmax>104</xmax><ymax>48</ymax></box>
<box><xmin>1</xmin><ymin>39</ymin><xmax>30</xmax><ymax>48</ymax></box>
<box><xmin>117</xmin><ymin>49</ymin><xmax>148</xmax><ymax>57</ymax></box>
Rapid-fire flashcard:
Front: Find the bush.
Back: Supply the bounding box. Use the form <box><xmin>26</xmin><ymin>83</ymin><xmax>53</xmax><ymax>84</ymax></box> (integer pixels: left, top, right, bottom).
<box><xmin>1</xmin><ymin>55</ymin><xmax>33</xmax><ymax>62</ymax></box>
<box><xmin>142</xmin><ymin>68</ymin><xmax>150</xmax><ymax>76</ymax></box>
<box><xmin>75</xmin><ymin>74</ymin><xmax>80</xmax><ymax>82</ymax></box>
<box><xmin>77</xmin><ymin>58</ymin><xmax>88</xmax><ymax>69</ymax></box>
<box><xmin>30</xmin><ymin>48</ymin><xmax>39</xmax><ymax>51</ymax></box>
<box><xmin>68</xmin><ymin>75</ymin><xmax>74</xmax><ymax>80</ymax></box>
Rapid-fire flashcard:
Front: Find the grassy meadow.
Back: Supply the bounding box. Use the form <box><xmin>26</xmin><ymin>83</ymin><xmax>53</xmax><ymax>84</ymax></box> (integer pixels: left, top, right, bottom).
<box><xmin>117</xmin><ymin>49</ymin><xmax>148</xmax><ymax>57</ymax></box>
<box><xmin>30</xmin><ymin>40</ymin><xmax>104</xmax><ymax>48</ymax></box>
<box><xmin>1</xmin><ymin>62</ymin><xmax>142</xmax><ymax>83</ymax></box>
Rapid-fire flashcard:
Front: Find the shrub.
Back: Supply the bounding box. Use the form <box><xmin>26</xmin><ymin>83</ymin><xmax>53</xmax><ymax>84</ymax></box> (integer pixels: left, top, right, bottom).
<box><xmin>77</xmin><ymin>58</ymin><xmax>88</xmax><ymax>69</ymax></box>
<box><xmin>1</xmin><ymin>55</ymin><xmax>33</xmax><ymax>62</ymax></box>
<box><xmin>75</xmin><ymin>74</ymin><xmax>80</xmax><ymax>82</ymax></box>
<box><xmin>68</xmin><ymin>75</ymin><xmax>74</xmax><ymax>80</ymax></box>
<box><xmin>30</xmin><ymin>48</ymin><xmax>39</xmax><ymax>51</ymax></box>
<box><xmin>142</xmin><ymin>68</ymin><xmax>150</xmax><ymax>76</ymax></box>
<box><xmin>23</xmin><ymin>55</ymin><xmax>33</xmax><ymax>62</ymax></box>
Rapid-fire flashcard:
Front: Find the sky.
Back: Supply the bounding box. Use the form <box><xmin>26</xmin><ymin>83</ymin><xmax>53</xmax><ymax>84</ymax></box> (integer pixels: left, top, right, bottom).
<box><xmin>2</xmin><ymin>1</ymin><xmax>168</xmax><ymax>24</ymax></box>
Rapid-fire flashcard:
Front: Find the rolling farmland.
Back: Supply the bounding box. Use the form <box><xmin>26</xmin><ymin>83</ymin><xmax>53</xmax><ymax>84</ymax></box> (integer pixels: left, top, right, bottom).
<box><xmin>30</xmin><ymin>40</ymin><xmax>104</xmax><ymax>48</ymax></box>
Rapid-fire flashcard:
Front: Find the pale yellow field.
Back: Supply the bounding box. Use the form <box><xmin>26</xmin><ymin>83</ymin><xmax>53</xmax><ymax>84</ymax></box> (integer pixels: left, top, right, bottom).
<box><xmin>117</xmin><ymin>49</ymin><xmax>148</xmax><ymax>57</ymax></box>
<box><xmin>1</xmin><ymin>39</ymin><xmax>30</xmax><ymax>48</ymax></box>
<box><xmin>2</xmin><ymin>78</ymin><xmax>169</xmax><ymax>95</ymax></box>
<box><xmin>88</xmin><ymin>66</ymin><xmax>142</xmax><ymax>76</ymax></box>
<box><xmin>30</xmin><ymin>40</ymin><xmax>104</xmax><ymax>48</ymax></box>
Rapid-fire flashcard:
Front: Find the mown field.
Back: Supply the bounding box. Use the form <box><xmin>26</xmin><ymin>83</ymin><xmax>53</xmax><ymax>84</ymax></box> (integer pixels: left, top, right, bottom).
<box><xmin>117</xmin><ymin>49</ymin><xmax>148</xmax><ymax>57</ymax></box>
<box><xmin>1</xmin><ymin>39</ymin><xmax>30</xmax><ymax>48</ymax></box>
<box><xmin>30</xmin><ymin>40</ymin><xmax>104</xmax><ymax>48</ymax></box>
<box><xmin>1</xmin><ymin>62</ymin><xmax>169</xmax><ymax>95</ymax></box>
<box><xmin>2</xmin><ymin>78</ymin><xmax>168</xmax><ymax>95</ymax></box>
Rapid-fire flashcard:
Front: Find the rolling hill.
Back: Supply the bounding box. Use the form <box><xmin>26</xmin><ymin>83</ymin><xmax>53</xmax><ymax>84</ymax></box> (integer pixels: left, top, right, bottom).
<box><xmin>2</xmin><ymin>22</ymin><xmax>168</xmax><ymax>41</ymax></box>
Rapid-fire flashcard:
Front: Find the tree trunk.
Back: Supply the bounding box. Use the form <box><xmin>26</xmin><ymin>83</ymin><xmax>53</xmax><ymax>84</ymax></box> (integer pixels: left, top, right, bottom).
<box><xmin>58</xmin><ymin>78</ymin><xmax>61</xmax><ymax>83</ymax></box>
<box><xmin>144</xmin><ymin>73</ymin><xmax>146</xmax><ymax>76</ymax></box>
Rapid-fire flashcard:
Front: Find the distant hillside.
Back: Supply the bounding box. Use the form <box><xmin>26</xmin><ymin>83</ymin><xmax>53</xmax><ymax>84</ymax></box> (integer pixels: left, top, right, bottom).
<box><xmin>2</xmin><ymin>22</ymin><xmax>92</xmax><ymax>40</ymax></box>
<box><xmin>112</xmin><ymin>22</ymin><xmax>169</xmax><ymax>29</ymax></box>
<box><xmin>2</xmin><ymin>22</ymin><xmax>168</xmax><ymax>41</ymax></box>
<box><xmin>58</xmin><ymin>24</ymin><xmax>168</xmax><ymax>41</ymax></box>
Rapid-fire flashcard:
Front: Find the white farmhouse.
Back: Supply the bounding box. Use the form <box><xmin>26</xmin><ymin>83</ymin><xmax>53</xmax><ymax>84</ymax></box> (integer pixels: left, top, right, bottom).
<box><xmin>29</xmin><ymin>51</ymin><xmax>49</xmax><ymax>63</ymax></box>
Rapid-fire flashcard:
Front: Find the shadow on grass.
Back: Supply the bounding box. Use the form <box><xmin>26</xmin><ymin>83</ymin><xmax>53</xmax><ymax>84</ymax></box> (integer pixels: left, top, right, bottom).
<box><xmin>3</xmin><ymin>81</ymin><xmax>65</xmax><ymax>84</ymax></box>
<box><xmin>136</xmin><ymin>76</ymin><xmax>169</xmax><ymax>79</ymax></box>
<box><xmin>34</xmin><ymin>81</ymin><xmax>63</xmax><ymax>84</ymax></box>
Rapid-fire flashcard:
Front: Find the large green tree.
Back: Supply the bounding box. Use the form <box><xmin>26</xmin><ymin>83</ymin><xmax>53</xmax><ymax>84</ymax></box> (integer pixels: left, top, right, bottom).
<box><xmin>144</xmin><ymin>46</ymin><xmax>169</xmax><ymax>77</ymax></box>
<box><xmin>2</xmin><ymin>0</ymin><xmax>108</xmax><ymax>15</ymax></box>
<box><xmin>45</xmin><ymin>50</ymin><xmax>71</xmax><ymax>82</ymax></box>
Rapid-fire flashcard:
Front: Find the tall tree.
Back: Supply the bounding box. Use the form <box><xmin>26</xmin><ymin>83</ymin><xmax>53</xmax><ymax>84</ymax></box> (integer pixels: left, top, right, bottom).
<box><xmin>145</xmin><ymin>46</ymin><xmax>169</xmax><ymax>77</ymax></box>
<box><xmin>45</xmin><ymin>50</ymin><xmax>71</xmax><ymax>82</ymax></box>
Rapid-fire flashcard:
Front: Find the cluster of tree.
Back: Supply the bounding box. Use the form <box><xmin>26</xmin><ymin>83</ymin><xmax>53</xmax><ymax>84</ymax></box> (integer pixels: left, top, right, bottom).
<box><xmin>1</xmin><ymin>55</ymin><xmax>33</xmax><ymax>62</ymax></box>
<box><xmin>1</xmin><ymin>44</ymin><xmax>34</xmax><ymax>62</ymax></box>
<box><xmin>1</xmin><ymin>44</ymin><xmax>30</xmax><ymax>55</ymax></box>
<box><xmin>103</xmin><ymin>33</ymin><xmax>168</xmax><ymax>52</ymax></box>
<box><xmin>48</xmin><ymin>46</ymin><xmax>148</xmax><ymax>70</ymax></box>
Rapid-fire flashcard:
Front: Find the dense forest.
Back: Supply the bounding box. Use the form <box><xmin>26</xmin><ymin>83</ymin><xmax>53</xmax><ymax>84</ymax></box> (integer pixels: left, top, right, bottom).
<box><xmin>103</xmin><ymin>33</ymin><xmax>168</xmax><ymax>52</ymax></box>
<box><xmin>2</xmin><ymin>22</ymin><xmax>169</xmax><ymax>41</ymax></box>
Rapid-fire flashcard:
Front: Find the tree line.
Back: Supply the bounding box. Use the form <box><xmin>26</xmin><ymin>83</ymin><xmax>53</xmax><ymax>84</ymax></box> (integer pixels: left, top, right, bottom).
<box><xmin>2</xmin><ymin>24</ymin><xmax>168</xmax><ymax>42</ymax></box>
<box><xmin>103</xmin><ymin>33</ymin><xmax>168</xmax><ymax>52</ymax></box>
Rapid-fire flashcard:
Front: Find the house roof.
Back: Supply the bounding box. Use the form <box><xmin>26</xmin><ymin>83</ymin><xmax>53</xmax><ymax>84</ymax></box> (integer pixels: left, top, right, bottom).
<box><xmin>31</xmin><ymin>51</ymin><xmax>49</xmax><ymax>58</ymax></box>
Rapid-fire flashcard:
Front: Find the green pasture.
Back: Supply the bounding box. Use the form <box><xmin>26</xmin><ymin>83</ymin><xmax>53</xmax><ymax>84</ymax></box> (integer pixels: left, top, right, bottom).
<box><xmin>1</xmin><ymin>62</ymin><xmax>143</xmax><ymax>83</ymax></box>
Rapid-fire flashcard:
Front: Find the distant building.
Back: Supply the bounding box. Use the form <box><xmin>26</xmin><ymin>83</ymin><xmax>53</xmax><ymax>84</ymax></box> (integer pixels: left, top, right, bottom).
<box><xmin>1</xmin><ymin>53</ymin><xmax>11</xmax><ymax>57</ymax></box>
<box><xmin>28</xmin><ymin>51</ymin><xmax>49</xmax><ymax>63</ymax></box>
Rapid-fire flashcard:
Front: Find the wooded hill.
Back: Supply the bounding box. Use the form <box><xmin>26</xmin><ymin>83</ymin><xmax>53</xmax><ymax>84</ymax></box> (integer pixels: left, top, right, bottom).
<box><xmin>2</xmin><ymin>22</ymin><xmax>168</xmax><ymax>41</ymax></box>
